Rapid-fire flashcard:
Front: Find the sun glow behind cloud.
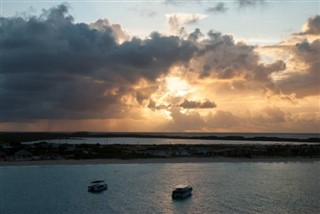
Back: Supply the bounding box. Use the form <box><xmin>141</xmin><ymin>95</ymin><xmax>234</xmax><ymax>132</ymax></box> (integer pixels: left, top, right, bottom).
<box><xmin>165</xmin><ymin>76</ymin><xmax>193</xmax><ymax>97</ymax></box>
<box><xmin>1</xmin><ymin>3</ymin><xmax>319</xmax><ymax>133</ymax></box>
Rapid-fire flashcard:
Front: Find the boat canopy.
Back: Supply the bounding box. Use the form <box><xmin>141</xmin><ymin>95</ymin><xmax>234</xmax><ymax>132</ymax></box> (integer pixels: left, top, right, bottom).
<box><xmin>91</xmin><ymin>180</ymin><xmax>105</xmax><ymax>183</ymax></box>
<box><xmin>174</xmin><ymin>185</ymin><xmax>190</xmax><ymax>190</ymax></box>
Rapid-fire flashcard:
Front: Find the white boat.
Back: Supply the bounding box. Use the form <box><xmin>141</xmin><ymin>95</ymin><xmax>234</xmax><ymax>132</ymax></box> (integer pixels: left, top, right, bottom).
<box><xmin>88</xmin><ymin>180</ymin><xmax>108</xmax><ymax>192</ymax></box>
<box><xmin>172</xmin><ymin>185</ymin><xmax>193</xmax><ymax>199</ymax></box>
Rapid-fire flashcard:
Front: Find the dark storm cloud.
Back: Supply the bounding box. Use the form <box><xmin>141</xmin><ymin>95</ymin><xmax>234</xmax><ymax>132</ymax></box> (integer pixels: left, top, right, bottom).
<box><xmin>1</xmin><ymin>4</ymin><xmax>197</xmax><ymax>122</ymax></box>
<box><xmin>90</xmin><ymin>19</ymin><xmax>130</xmax><ymax>42</ymax></box>
<box><xmin>188</xmin><ymin>28</ymin><xmax>204</xmax><ymax>42</ymax></box>
<box><xmin>206</xmin><ymin>2</ymin><xmax>228</xmax><ymax>13</ymax></box>
<box><xmin>148</xmin><ymin>100</ymin><xmax>172</xmax><ymax>110</ymax></box>
<box><xmin>147</xmin><ymin>98</ymin><xmax>216</xmax><ymax>111</ymax></box>
<box><xmin>3</xmin><ymin>4</ymin><xmax>316</xmax><ymax>124</ymax></box>
<box><xmin>135</xmin><ymin>85</ymin><xmax>159</xmax><ymax>104</ymax></box>
<box><xmin>296</xmin><ymin>15</ymin><xmax>320</xmax><ymax>35</ymax></box>
<box><xmin>252</xmin><ymin>60</ymin><xmax>286</xmax><ymax>82</ymax></box>
<box><xmin>262</xmin><ymin>16</ymin><xmax>320</xmax><ymax>99</ymax></box>
<box><xmin>179</xmin><ymin>99</ymin><xmax>216</xmax><ymax>109</ymax></box>
<box><xmin>275</xmin><ymin>39</ymin><xmax>320</xmax><ymax>98</ymax></box>
<box><xmin>195</xmin><ymin>30</ymin><xmax>286</xmax><ymax>86</ymax></box>
<box><xmin>104</xmin><ymin>32</ymin><xmax>197</xmax><ymax>82</ymax></box>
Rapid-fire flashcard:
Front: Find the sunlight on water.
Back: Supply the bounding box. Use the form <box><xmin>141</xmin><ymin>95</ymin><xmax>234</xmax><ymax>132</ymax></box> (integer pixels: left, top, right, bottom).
<box><xmin>27</xmin><ymin>135</ymin><xmax>319</xmax><ymax>145</ymax></box>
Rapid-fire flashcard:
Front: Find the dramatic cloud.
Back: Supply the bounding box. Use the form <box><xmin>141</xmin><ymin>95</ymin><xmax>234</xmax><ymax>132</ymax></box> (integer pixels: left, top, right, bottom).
<box><xmin>166</xmin><ymin>13</ymin><xmax>208</xmax><ymax>34</ymax></box>
<box><xmin>2</xmin><ymin>4</ymin><xmax>197</xmax><ymax>122</ymax></box>
<box><xmin>275</xmin><ymin>39</ymin><xmax>320</xmax><ymax>98</ymax></box>
<box><xmin>189</xmin><ymin>29</ymin><xmax>286</xmax><ymax>95</ymax></box>
<box><xmin>179</xmin><ymin>99</ymin><xmax>216</xmax><ymax>109</ymax></box>
<box><xmin>162</xmin><ymin>109</ymin><xmax>241</xmax><ymax>132</ymax></box>
<box><xmin>166</xmin><ymin>108</ymin><xmax>206</xmax><ymax>131</ymax></box>
<box><xmin>2</xmin><ymin>4</ymin><xmax>319</xmax><ymax>133</ymax></box>
<box><xmin>161</xmin><ymin>106</ymin><xmax>319</xmax><ymax>132</ymax></box>
<box><xmin>148</xmin><ymin>100</ymin><xmax>171</xmax><ymax>110</ymax></box>
<box><xmin>0</xmin><ymin>4</ymin><xmax>293</xmax><ymax>123</ymax></box>
<box><xmin>188</xmin><ymin>28</ymin><xmax>204</xmax><ymax>42</ymax></box>
<box><xmin>261</xmin><ymin>16</ymin><xmax>320</xmax><ymax>99</ymax></box>
<box><xmin>297</xmin><ymin>15</ymin><xmax>320</xmax><ymax>35</ymax></box>
<box><xmin>194</xmin><ymin>32</ymin><xmax>260</xmax><ymax>79</ymax></box>
<box><xmin>89</xmin><ymin>19</ymin><xmax>130</xmax><ymax>43</ymax></box>
<box><xmin>135</xmin><ymin>85</ymin><xmax>159</xmax><ymax>104</ymax></box>
<box><xmin>206</xmin><ymin>2</ymin><xmax>228</xmax><ymax>13</ymax></box>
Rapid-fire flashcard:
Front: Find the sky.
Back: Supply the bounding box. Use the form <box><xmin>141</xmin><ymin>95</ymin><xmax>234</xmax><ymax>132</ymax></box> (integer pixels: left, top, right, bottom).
<box><xmin>1</xmin><ymin>0</ymin><xmax>320</xmax><ymax>133</ymax></box>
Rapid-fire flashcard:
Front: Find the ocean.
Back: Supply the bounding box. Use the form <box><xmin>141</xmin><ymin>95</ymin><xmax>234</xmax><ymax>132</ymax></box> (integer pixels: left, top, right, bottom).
<box><xmin>24</xmin><ymin>133</ymin><xmax>320</xmax><ymax>145</ymax></box>
<box><xmin>1</xmin><ymin>161</ymin><xmax>319</xmax><ymax>213</ymax></box>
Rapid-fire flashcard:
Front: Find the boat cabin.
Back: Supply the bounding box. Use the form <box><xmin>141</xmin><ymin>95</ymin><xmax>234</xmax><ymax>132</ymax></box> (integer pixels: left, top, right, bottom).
<box><xmin>172</xmin><ymin>185</ymin><xmax>193</xmax><ymax>199</ymax></box>
<box><xmin>88</xmin><ymin>180</ymin><xmax>108</xmax><ymax>193</ymax></box>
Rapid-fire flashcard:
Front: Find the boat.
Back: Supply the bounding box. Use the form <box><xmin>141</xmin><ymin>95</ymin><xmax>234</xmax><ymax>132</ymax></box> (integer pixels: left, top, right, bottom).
<box><xmin>172</xmin><ymin>185</ymin><xmax>193</xmax><ymax>199</ymax></box>
<box><xmin>88</xmin><ymin>180</ymin><xmax>108</xmax><ymax>192</ymax></box>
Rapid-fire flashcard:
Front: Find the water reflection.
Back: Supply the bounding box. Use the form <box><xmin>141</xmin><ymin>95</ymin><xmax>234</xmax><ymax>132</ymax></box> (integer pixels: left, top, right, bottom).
<box><xmin>26</xmin><ymin>137</ymin><xmax>319</xmax><ymax>145</ymax></box>
<box><xmin>2</xmin><ymin>162</ymin><xmax>320</xmax><ymax>213</ymax></box>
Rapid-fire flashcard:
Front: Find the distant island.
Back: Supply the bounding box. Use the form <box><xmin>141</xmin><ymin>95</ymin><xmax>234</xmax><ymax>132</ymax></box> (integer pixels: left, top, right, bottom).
<box><xmin>1</xmin><ymin>132</ymin><xmax>319</xmax><ymax>143</ymax></box>
<box><xmin>1</xmin><ymin>132</ymin><xmax>319</xmax><ymax>163</ymax></box>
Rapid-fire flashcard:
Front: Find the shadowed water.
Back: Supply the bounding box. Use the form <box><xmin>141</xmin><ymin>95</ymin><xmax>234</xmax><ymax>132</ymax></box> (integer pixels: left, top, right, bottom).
<box><xmin>1</xmin><ymin>162</ymin><xmax>319</xmax><ymax>213</ymax></box>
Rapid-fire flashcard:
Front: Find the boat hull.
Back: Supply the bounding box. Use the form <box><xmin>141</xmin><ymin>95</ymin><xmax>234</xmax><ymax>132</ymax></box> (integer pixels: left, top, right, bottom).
<box><xmin>88</xmin><ymin>184</ymin><xmax>108</xmax><ymax>193</ymax></box>
<box><xmin>172</xmin><ymin>187</ymin><xmax>193</xmax><ymax>199</ymax></box>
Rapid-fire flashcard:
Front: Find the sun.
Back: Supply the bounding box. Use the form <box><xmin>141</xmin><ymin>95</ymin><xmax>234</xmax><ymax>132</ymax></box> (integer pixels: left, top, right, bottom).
<box><xmin>165</xmin><ymin>76</ymin><xmax>193</xmax><ymax>97</ymax></box>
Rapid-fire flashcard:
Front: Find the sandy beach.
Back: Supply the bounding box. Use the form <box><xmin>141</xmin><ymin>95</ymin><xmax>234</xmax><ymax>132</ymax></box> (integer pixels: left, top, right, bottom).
<box><xmin>1</xmin><ymin>157</ymin><xmax>319</xmax><ymax>167</ymax></box>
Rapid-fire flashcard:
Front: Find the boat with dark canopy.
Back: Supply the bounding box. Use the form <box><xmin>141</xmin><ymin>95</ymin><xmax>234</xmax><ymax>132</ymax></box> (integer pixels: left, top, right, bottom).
<box><xmin>172</xmin><ymin>185</ymin><xmax>193</xmax><ymax>199</ymax></box>
<box><xmin>88</xmin><ymin>180</ymin><xmax>108</xmax><ymax>193</ymax></box>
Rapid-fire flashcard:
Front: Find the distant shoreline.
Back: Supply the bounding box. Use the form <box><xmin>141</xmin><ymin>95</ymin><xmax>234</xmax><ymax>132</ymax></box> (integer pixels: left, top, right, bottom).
<box><xmin>2</xmin><ymin>143</ymin><xmax>320</xmax><ymax>162</ymax></box>
<box><xmin>1</xmin><ymin>157</ymin><xmax>320</xmax><ymax>167</ymax></box>
<box><xmin>1</xmin><ymin>132</ymin><xmax>319</xmax><ymax>143</ymax></box>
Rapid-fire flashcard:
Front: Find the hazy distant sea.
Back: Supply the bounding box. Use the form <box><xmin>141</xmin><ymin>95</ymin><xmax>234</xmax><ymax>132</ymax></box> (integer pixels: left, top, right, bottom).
<box><xmin>123</xmin><ymin>132</ymin><xmax>319</xmax><ymax>139</ymax></box>
<box><xmin>2</xmin><ymin>162</ymin><xmax>319</xmax><ymax>213</ymax></box>
<box><xmin>26</xmin><ymin>132</ymin><xmax>320</xmax><ymax>145</ymax></box>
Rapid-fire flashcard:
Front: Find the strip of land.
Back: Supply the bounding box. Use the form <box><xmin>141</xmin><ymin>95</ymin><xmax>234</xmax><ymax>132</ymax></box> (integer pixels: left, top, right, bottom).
<box><xmin>1</xmin><ymin>132</ymin><xmax>319</xmax><ymax>143</ymax></box>
<box><xmin>2</xmin><ymin>144</ymin><xmax>320</xmax><ymax>164</ymax></box>
<box><xmin>2</xmin><ymin>132</ymin><xmax>320</xmax><ymax>166</ymax></box>
<box><xmin>2</xmin><ymin>157</ymin><xmax>320</xmax><ymax>167</ymax></box>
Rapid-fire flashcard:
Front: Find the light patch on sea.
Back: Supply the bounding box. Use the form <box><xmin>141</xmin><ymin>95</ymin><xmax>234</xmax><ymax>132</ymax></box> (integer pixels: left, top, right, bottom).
<box><xmin>1</xmin><ymin>161</ymin><xmax>320</xmax><ymax>213</ymax></box>
<box><xmin>26</xmin><ymin>136</ymin><xmax>319</xmax><ymax>145</ymax></box>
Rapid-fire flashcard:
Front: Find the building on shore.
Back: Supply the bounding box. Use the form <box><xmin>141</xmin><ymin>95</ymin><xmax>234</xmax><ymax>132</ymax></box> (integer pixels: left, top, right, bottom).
<box><xmin>0</xmin><ymin>151</ymin><xmax>7</xmax><ymax>160</ymax></box>
<box><xmin>14</xmin><ymin>150</ymin><xmax>33</xmax><ymax>161</ymax></box>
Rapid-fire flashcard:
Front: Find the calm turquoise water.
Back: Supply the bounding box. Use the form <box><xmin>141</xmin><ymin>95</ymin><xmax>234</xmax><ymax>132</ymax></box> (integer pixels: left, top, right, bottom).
<box><xmin>1</xmin><ymin>162</ymin><xmax>320</xmax><ymax>213</ymax></box>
